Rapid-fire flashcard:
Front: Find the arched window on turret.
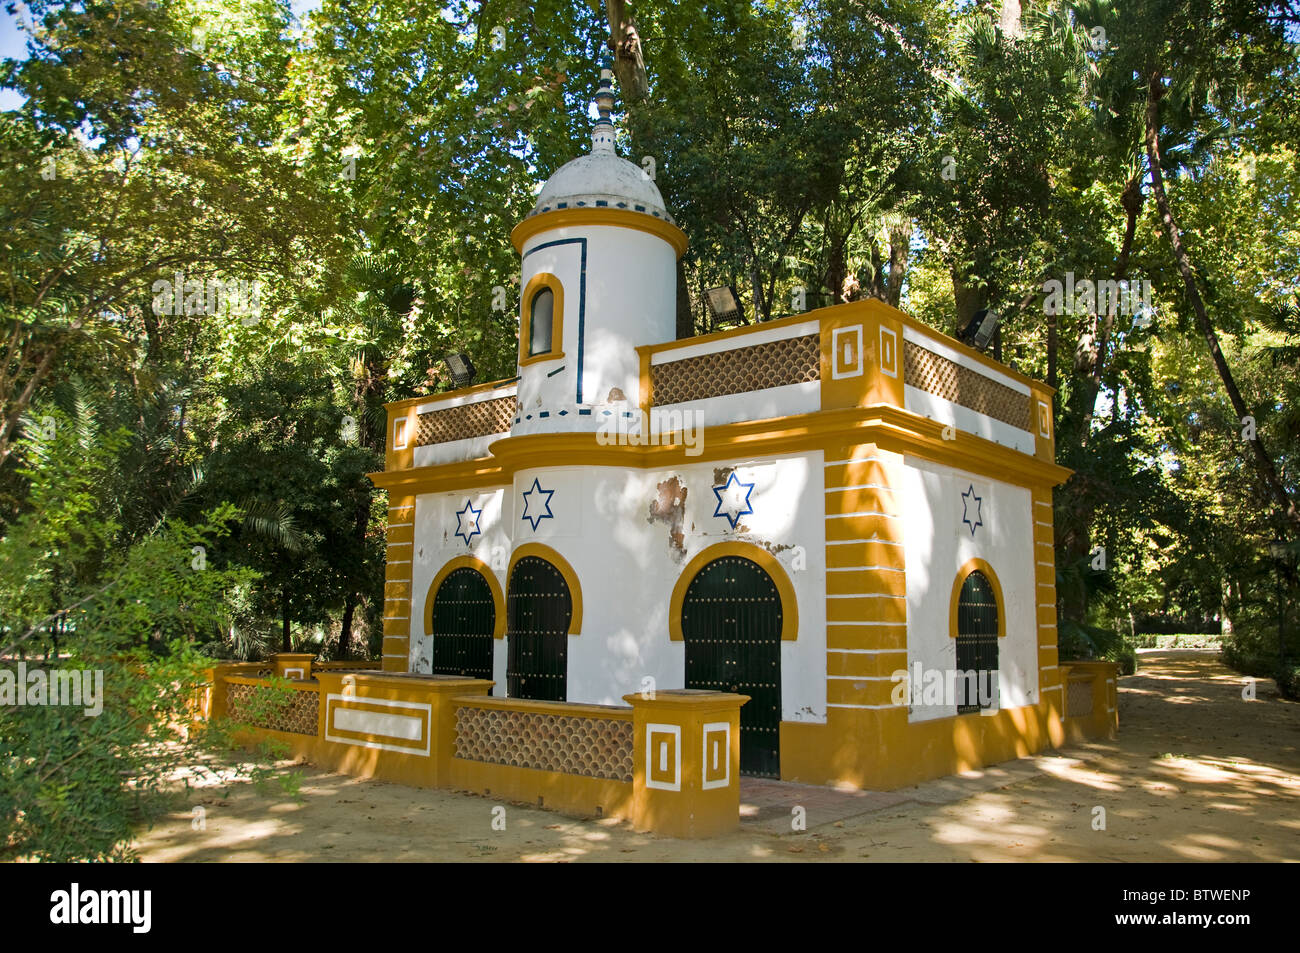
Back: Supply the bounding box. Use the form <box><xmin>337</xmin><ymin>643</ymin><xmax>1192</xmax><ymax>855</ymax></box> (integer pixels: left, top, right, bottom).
<box><xmin>529</xmin><ymin>288</ymin><xmax>554</xmax><ymax>355</ymax></box>
<box><xmin>519</xmin><ymin>273</ymin><xmax>564</xmax><ymax>366</ymax></box>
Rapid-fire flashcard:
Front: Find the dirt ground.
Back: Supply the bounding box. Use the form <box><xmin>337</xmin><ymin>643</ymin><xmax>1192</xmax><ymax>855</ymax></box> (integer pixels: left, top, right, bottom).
<box><xmin>134</xmin><ymin>650</ymin><xmax>1300</xmax><ymax>862</ymax></box>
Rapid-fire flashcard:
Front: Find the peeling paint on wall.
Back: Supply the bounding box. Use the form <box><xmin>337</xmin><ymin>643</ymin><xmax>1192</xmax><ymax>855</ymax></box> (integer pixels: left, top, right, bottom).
<box><xmin>647</xmin><ymin>475</ymin><xmax>689</xmax><ymax>558</ymax></box>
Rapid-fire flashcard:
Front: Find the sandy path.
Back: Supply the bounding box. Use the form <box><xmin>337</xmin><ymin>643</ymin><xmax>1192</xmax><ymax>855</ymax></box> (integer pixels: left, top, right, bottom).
<box><xmin>134</xmin><ymin>650</ymin><xmax>1300</xmax><ymax>862</ymax></box>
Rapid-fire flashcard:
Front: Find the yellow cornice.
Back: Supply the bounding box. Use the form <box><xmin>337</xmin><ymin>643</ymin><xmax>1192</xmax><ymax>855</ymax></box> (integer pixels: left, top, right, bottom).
<box><xmin>367</xmin><ymin>405</ymin><xmax>1072</xmax><ymax>495</ymax></box>
<box><xmin>384</xmin><ymin>377</ymin><xmax>518</xmax><ymax>412</ymax></box>
<box><xmin>511</xmin><ymin>207</ymin><xmax>688</xmax><ymax>258</ymax></box>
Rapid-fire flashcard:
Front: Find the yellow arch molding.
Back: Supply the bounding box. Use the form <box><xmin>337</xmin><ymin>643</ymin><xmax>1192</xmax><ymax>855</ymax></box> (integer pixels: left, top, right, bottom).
<box><xmin>506</xmin><ymin>542</ymin><xmax>583</xmax><ymax>635</ymax></box>
<box><xmin>425</xmin><ymin>555</ymin><xmax>507</xmax><ymax>639</ymax></box>
<box><xmin>669</xmin><ymin>541</ymin><xmax>799</xmax><ymax>642</ymax></box>
<box><xmin>948</xmin><ymin>557</ymin><xmax>1007</xmax><ymax>639</ymax></box>
<box><xmin>518</xmin><ymin>271</ymin><xmax>565</xmax><ymax>367</ymax></box>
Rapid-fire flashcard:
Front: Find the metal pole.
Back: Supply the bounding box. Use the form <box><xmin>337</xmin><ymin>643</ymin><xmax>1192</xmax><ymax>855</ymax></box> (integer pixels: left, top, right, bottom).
<box><xmin>1279</xmin><ymin>565</ymin><xmax>1286</xmax><ymax>671</ymax></box>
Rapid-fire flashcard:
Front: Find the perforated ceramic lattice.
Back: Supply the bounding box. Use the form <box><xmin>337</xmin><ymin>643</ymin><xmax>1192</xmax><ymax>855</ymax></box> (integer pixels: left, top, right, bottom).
<box><xmin>1066</xmin><ymin>678</ymin><xmax>1094</xmax><ymax>718</ymax></box>
<box><xmin>225</xmin><ymin>681</ymin><xmax>319</xmax><ymax>735</ymax></box>
<box><xmin>652</xmin><ymin>333</ymin><xmax>820</xmax><ymax>406</ymax></box>
<box><xmin>416</xmin><ymin>395</ymin><xmax>517</xmax><ymax>447</ymax></box>
<box><xmin>454</xmin><ymin>706</ymin><xmax>634</xmax><ymax>782</ymax></box>
<box><xmin>903</xmin><ymin>341</ymin><xmax>1033</xmax><ymax>431</ymax></box>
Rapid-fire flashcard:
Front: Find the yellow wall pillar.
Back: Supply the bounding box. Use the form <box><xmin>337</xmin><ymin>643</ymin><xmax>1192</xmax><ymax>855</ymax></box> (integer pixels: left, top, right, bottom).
<box><xmin>625</xmin><ymin>690</ymin><xmax>748</xmax><ymax>838</ymax></box>
<box><xmin>382</xmin><ymin>493</ymin><xmax>416</xmax><ymax>671</ymax></box>
<box><xmin>313</xmin><ymin>672</ymin><xmax>493</xmax><ymax>788</ymax></box>
<box><xmin>270</xmin><ymin>652</ymin><xmax>315</xmax><ymax>680</ymax></box>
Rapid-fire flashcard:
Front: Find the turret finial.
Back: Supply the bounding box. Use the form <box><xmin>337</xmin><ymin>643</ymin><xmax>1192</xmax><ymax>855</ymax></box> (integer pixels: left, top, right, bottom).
<box><xmin>591</xmin><ymin>68</ymin><xmax>616</xmax><ymax>154</ymax></box>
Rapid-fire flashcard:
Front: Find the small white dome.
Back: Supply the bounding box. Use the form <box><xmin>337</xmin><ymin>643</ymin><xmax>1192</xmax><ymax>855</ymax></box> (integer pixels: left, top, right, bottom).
<box><xmin>524</xmin><ymin>70</ymin><xmax>675</xmax><ymax>226</ymax></box>
<box><xmin>529</xmin><ymin>152</ymin><xmax>674</xmax><ymax>225</ymax></box>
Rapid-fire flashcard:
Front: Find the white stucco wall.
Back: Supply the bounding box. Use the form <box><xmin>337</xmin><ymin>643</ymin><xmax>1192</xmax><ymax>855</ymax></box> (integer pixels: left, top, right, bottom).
<box><xmin>898</xmin><ymin>455</ymin><xmax>1037</xmax><ymax>722</ymax></box>
<box><xmin>410</xmin><ymin>453</ymin><xmax>828</xmax><ymax>721</ymax></box>
<box><xmin>514</xmin><ymin>224</ymin><xmax>677</xmax><ymax>434</ymax></box>
<box><xmin>409</xmin><ymin>487</ymin><xmax>511</xmax><ymax>676</ymax></box>
<box><xmin>903</xmin><ymin>384</ymin><xmax>1035</xmax><ymax>454</ymax></box>
<box><xmin>653</xmin><ymin>380</ymin><xmax>820</xmax><ymax>430</ymax></box>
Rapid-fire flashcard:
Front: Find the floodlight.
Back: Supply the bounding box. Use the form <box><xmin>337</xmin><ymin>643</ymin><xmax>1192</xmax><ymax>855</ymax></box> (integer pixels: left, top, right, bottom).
<box><xmin>959</xmin><ymin>309</ymin><xmax>1000</xmax><ymax>352</ymax></box>
<box><xmin>704</xmin><ymin>285</ymin><xmax>744</xmax><ymax>325</ymax></box>
<box><xmin>443</xmin><ymin>352</ymin><xmax>477</xmax><ymax>388</ymax></box>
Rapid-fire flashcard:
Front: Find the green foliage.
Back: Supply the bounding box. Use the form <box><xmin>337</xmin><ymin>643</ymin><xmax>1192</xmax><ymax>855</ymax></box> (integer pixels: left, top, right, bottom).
<box><xmin>1059</xmin><ymin>619</ymin><xmax>1137</xmax><ymax>675</ymax></box>
<box><xmin>1221</xmin><ymin>620</ymin><xmax>1297</xmax><ymax>686</ymax></box>
<box><xmin>1128</xmin><ymin>633</ymin><xmax>1223</xmax><ymax>649</ymax></box>
<box><xmin>0</xmin><ymin>416</ymin><xmax>259</xmax><ymax>860</ymax></box>
<box><xmin>1276</xmin><ymin>664</ymin><xmax>1300</xmax><ymax>701</ymax></box>
<box><xmin>0</xmin><ymin>0</ymin><xmax>1298</xmax><ymax>857</ymax></box>
<box><xmin>200</xmin><ymin>676</ymin><xmax>307</xmax><ymax>799</ymax></box>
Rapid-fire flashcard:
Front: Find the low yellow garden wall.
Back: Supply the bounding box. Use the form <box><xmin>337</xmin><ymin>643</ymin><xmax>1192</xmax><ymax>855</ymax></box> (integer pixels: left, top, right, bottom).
<box><xmin>449</xmin><ymin>695</ymin><xmax>635</xmax><ymax>821</ymax></box>
<box><xmin>1060</xmin><ymin>661</ymin><xmax>1120</xmax><ymax>744</ymax></box>
<box><xmin>202</xmin><ymin>656</ymin><xmax>748</xmax><ymax>838</ymax></box>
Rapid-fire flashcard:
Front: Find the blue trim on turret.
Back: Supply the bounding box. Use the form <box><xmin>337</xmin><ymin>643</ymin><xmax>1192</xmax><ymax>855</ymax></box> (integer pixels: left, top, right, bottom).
<box><xmin>522</xmin><ymin>238</ymin><xmax>588</xmax><ymax>405</ymax></box>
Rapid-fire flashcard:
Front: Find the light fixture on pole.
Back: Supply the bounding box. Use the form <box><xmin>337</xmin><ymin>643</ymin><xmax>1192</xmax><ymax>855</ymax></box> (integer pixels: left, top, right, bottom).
<box><xmin>1269</xmin><ymin>538</ymin><xmax>1290</xmax><ymax>669</ymax></box>
<box><xmin>958</xmin><ymin>308</ymin><xmax>1000</xmax><ymax>353</ymax></box>
<box><xmin>703</xmin><ymin>285</ymin><xmax>745</xmax><ymax>326</ymax></box>
<box><xmin>443</xmin><ymin>351</ymin><xmax>477</xmax><ymax>389</ymax></box>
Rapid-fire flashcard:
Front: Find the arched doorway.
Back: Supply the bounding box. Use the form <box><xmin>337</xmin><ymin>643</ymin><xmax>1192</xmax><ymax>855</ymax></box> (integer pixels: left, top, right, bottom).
<box><xmin>428</xmin><ymin>566</ymin><xmax>496</xmax><ymax>683</ymax></box>
<box><xmin>955</xmin><ymin>569</ymin><xmax>999</xmax><ymax>713</ymax></box>
<box><xmin>506</xmin><ymin>555</ymin><xmax>572</xmax><ymax>701</ymax></box>
<box><xmin>680</xmin><ymin>555</ymin><xmax>782</xmax><ymax>777</ymax></box>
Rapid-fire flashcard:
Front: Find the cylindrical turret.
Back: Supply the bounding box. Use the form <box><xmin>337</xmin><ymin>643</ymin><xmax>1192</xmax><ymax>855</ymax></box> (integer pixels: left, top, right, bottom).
<box><xmin>508</xmin><ymin>69</ymin><xmax>687</xmax><ymax>437</ymax></box>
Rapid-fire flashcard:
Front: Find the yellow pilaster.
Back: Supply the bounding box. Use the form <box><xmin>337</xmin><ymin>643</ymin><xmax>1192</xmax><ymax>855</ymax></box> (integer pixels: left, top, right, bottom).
<box><xmin>626</xmin><ymin>690</ymin><xmax>748</xmax><ymax>838</ymax></box>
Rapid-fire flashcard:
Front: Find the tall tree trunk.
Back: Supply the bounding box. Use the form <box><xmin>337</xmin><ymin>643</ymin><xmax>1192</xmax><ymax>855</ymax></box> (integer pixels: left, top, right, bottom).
<box><xmin>952</xmin><ymin>271</ymin><xmax>985</xmax><ymax>335</ymax></box>
<box><xmin>338</xmin><ymin>591</ymin><xmax>358</xmax><ymax>660</ymax></box>
<box><xmin>1057</xmin><ymin>171</ymin><xmax>1146</xmax><ymax>623</ymax></box>
<box><xmin>1220</xmin><ymin>577</ymin><xmax>1235</xmax><ymax>638</ymax></box>
<box><xmin>885</xmin><ymin>223</ymin><xmax>910</xmax><ymax>308</ymax></box>
<box><xmin>675</xmin><ymin>259</ymin><xmax>693</xmax><ymax>338</ymax></box>
<box><xmin>281</xmin><ymin>585</ymin><xmax>291</xmax><ymax>652</ymax></box>
<box><xmin>1046</xmin><ymin>309</ymin><xmax>1058</xmax><ymax>393</ymax></box>
<box><xmin>750</xmin><ymin>265</ymin><xmax>765</xmax><ymax>323</ymax></box>
<box><xmin>1144</xmin><ymin>71</ymin><xmax>1299</xmax><ymax>531</ymax></box>
<box><xmin>1078</xmin><ymin>172</ymin><xmax>1143</xmax><ymax>448</ymax></box>
<box><xmin>337</xmin><ymin>491</ymin><xmax>368</xmax><ymax>660</ymax></box>
<box><xmin>605</xmin><ymin>0</ymin><xmax>649</xmax><ymax>103</ymax></box>
<box><xmin>342</xmin><ymin>348</ymin><xmax>385</xmax><ymax>659</ymax></box>
<box><xmin>998</xmin><ymin>0</ymin><xmax>1023</xmax><ymax>39</ymax></box>
<box><xmin>826</xmin><ymin>239</ymin><xmax>848</xmax><ymax>305</ymax></box>
<box><xmin>867</xmin><ymin>237</ymin><xmax>886</xmax><ymax>301</ymax></box>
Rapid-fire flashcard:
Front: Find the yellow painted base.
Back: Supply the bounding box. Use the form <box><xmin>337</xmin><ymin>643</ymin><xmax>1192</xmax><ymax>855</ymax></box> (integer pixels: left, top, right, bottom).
<box><xmin>449</xmin><ymin>758</ymin><xmax>633</xmax><ymax>821</ymax></box>
<box><xmin>780</xmin><ymin>696</ymin><xmax>1069</xmax><ymax>790</ymax></box>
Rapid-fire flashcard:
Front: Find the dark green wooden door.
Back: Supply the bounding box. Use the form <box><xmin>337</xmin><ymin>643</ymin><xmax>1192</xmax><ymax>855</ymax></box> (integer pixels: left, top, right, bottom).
<box><xmin>681</xmin><ymin>556</ymin><xmax>782</xmax><ymax>778</ymax></box>
<box><xmin>955</xmin><ymin>570</ymin><xmax>999</xmax><ymax>713</ymax></box>
<box><xmin>506</xmin><ymin>556</ymin><xmax>571</xmax><ymax>701</ymax></box>
<box><xmin>430</xmin><ymin>567</ymin><xmax>495</xmax><ymax>684</ymax></box>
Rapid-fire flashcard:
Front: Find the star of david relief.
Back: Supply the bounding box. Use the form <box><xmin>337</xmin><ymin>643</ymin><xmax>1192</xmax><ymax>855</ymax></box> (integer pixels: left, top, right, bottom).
<box><xmin>712</xmin><ymin>471</ymin><xmax>755</xmax><ymax>529</ymax></box>
<box><xmin>454</xmin><ymin>499</ymin><xmax>482</xmax><ymax>545</ymax></box>
<box><xmin>521</xmin><ymin>477</ymin><xmax>555</xmax><ymax>531</ymax></box>
<box><xmin>961</xmin><ymin>484</ymin><xmax>984</xmax><ymax>537</ymax></box>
